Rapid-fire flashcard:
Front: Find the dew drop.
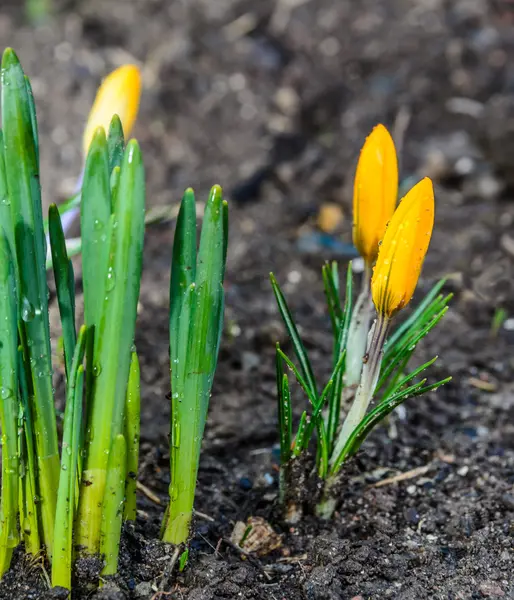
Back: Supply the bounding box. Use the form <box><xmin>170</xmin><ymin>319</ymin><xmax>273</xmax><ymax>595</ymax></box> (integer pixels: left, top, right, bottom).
<box><xmin>105</xmin><ymin>267</ymin><xmax>116</xmax><ymax>291</ymax></box>
<box><xmin>21</xmin><ymin>297</ymin><xmax>35</xmax><ymax>322</ymax></box>
<box><xmin>0</xmin><ymin>387</ymin><xmax>13</xmax><ymax>400</ymax></box>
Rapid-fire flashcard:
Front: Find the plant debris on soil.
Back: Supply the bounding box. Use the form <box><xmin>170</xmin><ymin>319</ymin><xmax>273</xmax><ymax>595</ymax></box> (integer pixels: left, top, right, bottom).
<box><xmin>0</xmin><ymin>1</ymin><xmax>513</xmax><ymax>599</ymax></box>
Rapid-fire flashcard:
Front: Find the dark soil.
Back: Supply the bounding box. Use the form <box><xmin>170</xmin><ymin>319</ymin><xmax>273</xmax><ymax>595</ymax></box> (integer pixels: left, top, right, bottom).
<box><xmin>0</xmin><ymin>0</ymin><xmax>513</xmax><ymax>598</ymax></box>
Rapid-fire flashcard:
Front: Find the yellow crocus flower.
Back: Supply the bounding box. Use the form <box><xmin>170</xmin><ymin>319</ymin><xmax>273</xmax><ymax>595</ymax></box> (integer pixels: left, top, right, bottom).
<box><xmin>82</xmin><ymin>64</ymin><xmax>141</xmax><ymax>156</ymax></box>
<box><xmin>371</xmin><ymin>177</ymin><xmax>435</xmax><ymax>318</ymax></box>
<box><xmin>353</xmin><ymin>124</ymin><xmax>398</xmax><ymax>266</ymax></box>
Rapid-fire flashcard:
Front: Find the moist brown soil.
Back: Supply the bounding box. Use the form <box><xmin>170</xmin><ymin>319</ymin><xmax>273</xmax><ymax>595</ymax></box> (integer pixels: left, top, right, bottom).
<box><xmin>0</xmin><ymin>1</ymin><xmax>513</xmax><ymax>598</ymax></box>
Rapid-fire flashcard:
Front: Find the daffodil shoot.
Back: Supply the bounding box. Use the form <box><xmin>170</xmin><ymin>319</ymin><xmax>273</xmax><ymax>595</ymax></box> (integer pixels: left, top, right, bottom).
<box><xmin>0</xmin><ymin>48</ymin><xmax>227</xmax><ymax>590</ymax></box>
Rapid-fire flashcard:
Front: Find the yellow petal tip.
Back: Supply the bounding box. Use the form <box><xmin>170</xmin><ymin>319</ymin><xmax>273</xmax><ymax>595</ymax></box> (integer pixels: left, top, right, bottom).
<box><xmin>82</xmin><ymin>64</ymin><xmax>142</xmax><ymax>157</ymax></box>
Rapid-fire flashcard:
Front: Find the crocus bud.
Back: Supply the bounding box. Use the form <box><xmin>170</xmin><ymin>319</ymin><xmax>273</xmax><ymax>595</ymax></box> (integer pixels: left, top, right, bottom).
<box><xmin>83</xmin><ymin>65</ymin><xmax>141</xmax><ymax>156</ymax></box>
<box><xmin>353</xmin><ymin>124</ymin><xmax>398</xmax><ymax>265</ymax></box>
<box><xmin>371</xmin><ymin>177</ymin><xmax>435</xmax><ymax>318</ymax></box>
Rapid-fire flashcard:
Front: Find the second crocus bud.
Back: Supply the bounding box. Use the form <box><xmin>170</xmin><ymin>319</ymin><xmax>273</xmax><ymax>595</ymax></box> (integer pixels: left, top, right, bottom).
<box><xmin>371</xmin><ymin>177</ymin><xmax>435</xmax><ymax>318</ymax></box>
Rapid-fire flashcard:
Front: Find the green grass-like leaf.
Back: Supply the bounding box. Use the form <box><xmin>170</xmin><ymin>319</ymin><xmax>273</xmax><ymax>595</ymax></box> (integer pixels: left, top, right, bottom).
<box><xmin>0</xmin><ymin>236</ymin><xmax>20</xmax><ymax>575</ymax></box>
<box><xmin>100</xmin><ymin>433</ymin><xmax>127</xmax><ymax>576</ymax></box>
<box><xmin>270</xmin><ymin>273</ymin><xmax>317</xmax><ymax>399</ymax></box>
<box><xmin>163</xmin><ymin>186</ymin><xmax>228</xmax><ymax>545</ymax></box>
<box><xmin>51</xmin><ymin>326</ymin><xmax>86</xmax><ymax>590</ymax></box>
<box><xmin>1</xmin><ymin>47</ymin><xmax>59</xmax><ymax>554</ymax></box>
<box><xmin>48</xmin><ymin>204</ymin><xmax>76</xmax><ymax>378</ymax></box>
<box><xmin>124</xmin><ymin>351</ymin><xmax>140</xmax><ymax>521</ymax></box>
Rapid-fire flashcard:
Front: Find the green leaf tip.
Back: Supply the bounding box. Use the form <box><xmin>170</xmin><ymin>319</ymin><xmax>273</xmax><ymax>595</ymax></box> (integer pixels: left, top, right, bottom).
<box><xmin>1</xmin><ymin>47</ymin><xmax>20</xmax><ymax>70</ymax></box>
<box><xmin>108</xmin><ymin>114</ymin><xmax>123</xmax><ymax>135</ymax></box>
<box><xmin>91</xmin><ymin>126</ymin><xmax>107</xmax><ymax>147</ymax></box>
<box><xmin>209</xmin><ymin>184</ymin><xmax>223</xmax><ymax>204</ymax></box>
<box><xmin>125</xmin><ymin>138</ymin><xmax>142</xmax><ymax>163</ymax></box>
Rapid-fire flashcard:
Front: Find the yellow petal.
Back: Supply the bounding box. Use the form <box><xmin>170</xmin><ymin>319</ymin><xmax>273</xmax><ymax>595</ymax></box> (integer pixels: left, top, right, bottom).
<box><xmin>82</xmin><ymin>64</ymin><xmax>141</xmax><ymax>156</ymax></box>
<box><xmin>371</xmin><ymin>177</ymin><xmax>435</xmax><ymax>317</ymax></box>
<box><xmin>353</xmin><ymin>124</ymin><xmax>398</xmax><ymax>264</ymax></box>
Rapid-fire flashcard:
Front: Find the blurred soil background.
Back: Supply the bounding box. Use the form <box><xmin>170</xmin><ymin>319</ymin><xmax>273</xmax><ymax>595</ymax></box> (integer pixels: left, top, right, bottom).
<box><xmin>0</xmin><ymin>0</ymin><xmax>513</xmax><ymax>598</ymax></box>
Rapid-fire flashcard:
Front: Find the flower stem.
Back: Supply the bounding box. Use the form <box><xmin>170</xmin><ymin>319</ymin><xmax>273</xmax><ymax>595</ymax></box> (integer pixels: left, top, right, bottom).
<box><xmin>330</xmin><ymin>313</ymin><xmax>389</xmax><ymax>471</ymax></box>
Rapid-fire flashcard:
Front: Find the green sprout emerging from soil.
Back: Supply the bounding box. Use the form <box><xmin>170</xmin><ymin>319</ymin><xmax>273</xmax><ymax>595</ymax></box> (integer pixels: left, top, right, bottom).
<box><xmin>0</xmin><ymin>47</ymin><xmax>227</xmax><ymax>592</ymax></box>
<box><xmin>272</xmin><ymin>125</ymin><xmax>452</xmax><ymax>520</ymax></box>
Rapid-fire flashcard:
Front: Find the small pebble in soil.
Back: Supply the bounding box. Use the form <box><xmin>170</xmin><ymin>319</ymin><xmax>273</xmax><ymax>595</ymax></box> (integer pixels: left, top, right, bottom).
<box><xmin>239</xmin><ymin>476</ymin><xmax>253</xmax><ymax>490</ymax></box>
<box><xmin>134</xmin><ymin>582</ymin><xmax>153</xmax><ymax>598</ymax></box>
<box><xmin>404</xmin><ymin>506</ymin><xmax>420</xmax><ymax>525</ymax></box>
<box><xmin>501</xmin><ymin>493</ymin><xmax>514</xmax><ymax>511</ymax></box>
<box><xmin>263</xmin><ymin>472</ymin><xmax>274</xmax><ymax>486</ymax></box>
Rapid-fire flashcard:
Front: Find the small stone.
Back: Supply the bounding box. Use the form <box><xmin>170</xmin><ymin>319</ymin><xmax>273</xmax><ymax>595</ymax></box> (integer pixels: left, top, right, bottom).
<box><xmin>239</xmin><ymin>477</ymin><xmax>253</xmax><ymax>490</ymax></box>
<box><xmin>457</xmin><ymin>466</ymin><xmax>469</xmax><ymax>476</ymax></box>
<box><xmin>135</xmin><ymin>582</ymin><xmax>153</xmax><ymax>598</ymax></box>
<box><xmin>242</xmin><ymin>351</ymin><xmax>260</xmax><ymax>372</ymax></box>
<box><xmin>501</xmin><ymin>493</ymin><xmax>514</xmax><ymax>510</ymax></box>
<box><xmin>478</xmin><ymin>582</ymin><xmax>505</xmax><ymax>597</ymax></box>
<box><xmin>406</xmin><ymin>485</ymin><xmax>417</xmax><ymax>496</ymax></box>
<box><xmin>404</xmin><ymin>506</ymin><xmax>420</xmax><ymax>525</ymax></box>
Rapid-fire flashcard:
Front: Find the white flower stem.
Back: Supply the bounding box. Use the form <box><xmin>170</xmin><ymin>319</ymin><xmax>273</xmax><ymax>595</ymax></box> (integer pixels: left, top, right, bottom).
<box><xmin>344</xmin><ymin>263</ymin><xmax>374</xmax><ymax>387</ymax></box>
<box><xmin>330</xmin><ymin>313</ymin><xmax>389</xmax><ymax>467</ymax></box>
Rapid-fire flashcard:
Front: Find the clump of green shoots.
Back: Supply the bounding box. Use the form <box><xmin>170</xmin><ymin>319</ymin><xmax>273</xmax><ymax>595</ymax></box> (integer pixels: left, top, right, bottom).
<box><xmin>0</xmin><ymin>47</ymin><xmax>144</xmax><ymax>591</ymax></box>
<box><xmin>162</xmin><ymin>186</ymin><xmax>228</xmax><ymax>545</ymax></box>
<box><xmin>272</xmin><ymin>125</ymin><xmax>452</xmax><ymax>520</ymax></box>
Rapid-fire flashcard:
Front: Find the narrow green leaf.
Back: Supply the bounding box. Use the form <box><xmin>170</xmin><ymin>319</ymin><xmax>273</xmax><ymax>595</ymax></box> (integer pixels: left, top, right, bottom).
<box><xmin>124</xmin><ymin>351</ymin><xmax>140</xmax><ymax>521</ymax></box>
<box><xmin>276</xmin><ymin>347</ymin><xmax>318</xmax><ymax>407</ymax></box>
<box><xmin>378</xmin><ymin>356</ymin><xmax>441</xmax><ymax>406</ymax></box>
<box><xmin>276</xmin><ymin>346</ymin><xmax>292</xmax><ymax>465</ymax></box>
<box><xmin>169</xmin><ymin>188</ymin><xmax>196</xmax><ymax>363</ymax></box>
<box><xmin>107</xmin><ymin>114</ymin><xmax>125</xmax><ymax>174</ymax></box>
<box><xmin>384</xmin><ymin>279</ymin><xmax>447</xmax><ymax>352</ymax></box>
<box><xmin>330</xmin><ymin>373</ymin><xmax>451</xmax><ymax>475</ymax></box>
<box><xmin>330</xmin><ymin>379</ymin><xmax>426</xmax><ymax>474</ymax></box>
<box><xmin>52</xmin><ymin>326</ymin><xmax>86</xmax><ymax>590</ymax></box>
<box><xmin>327</xmin><ymin>263</ymin><xmax>353</xmax><ymax>450</ymax></box>
<box><xmin>24</xmin><ymin>76</ymin><xmax>39</xmax><ymax>165</ymax></box>
<box><xmin>378</xmin><ymin>306</ymin><xmax>449</xmax><ymax>391</ymax></box>
<box><xmin>292</xmin><ymin>411</ymin><xmax>308</xmax><ymax>458</ymax></box>
<box><xmin>302</xmin><ymin>349</ymin><xmax>346</xmax><ymax>449</ymax></box>
<box><xmin>316</xmin><ymin>417</ymin><xmax>329</xmax><ymax>479</ymax></box>
<box><xmin>81</xmin><ymin>126</ymin><xmax>111</xmax><ymax>335</ymax></box>
<box><xmin>322</xmin><ymin>261</ymin><xmax>343</xmax><ymax>336</ymax></box>
<box><xmin>222</xmin><ymin>199</ymin><xmax>229</xmax><ymax>280</ymax></box>
<box><xmin>49</xmin><ymin>203</ymin><xmax>76</xmax><ymax>379</ymax></box>
<box><xmin>0</xmin><ymin>236</ymin><xmax>19</xmax><ymax>575</ymax></box>
<box><xmin>0</xmin><ymin>131</ymin><xmax>15</xmax><ymax>259</ymax></box>
<box><xmin>17</xmin><ymin>347</ymin><xmax>40</xmax><ymax>556</ymax></box>
<box><xmin>270</xmin><ymin>273</ymin><xmax>318</xmax><ymax>398</ymax></box>
<box><xmin>100</xmin><ymin>434</ymin><xmax>127</xmax><ymax>576</ymax></box>
<box><xmin>2</xmin><ymin>47</ymin><xmax>59</xmax><ymax>553</ymax></box>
